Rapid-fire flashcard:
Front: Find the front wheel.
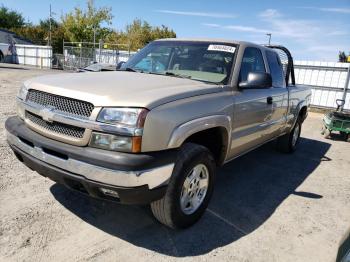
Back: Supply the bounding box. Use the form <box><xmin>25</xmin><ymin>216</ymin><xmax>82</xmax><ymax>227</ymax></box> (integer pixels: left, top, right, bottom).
<box><xmin>150</xmin><ymin>143</ymin><xmax>216</xmax><ymax>229</ymax></box>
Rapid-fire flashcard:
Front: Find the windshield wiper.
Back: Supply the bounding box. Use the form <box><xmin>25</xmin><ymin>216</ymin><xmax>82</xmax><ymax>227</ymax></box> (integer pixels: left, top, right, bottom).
<box><xmin>164</xmin><ymin>72</ymin><xmax>220</xmax><ymax>85</ymax></box>
<box><xmin>117</xmin><ymin>67</ymin><xmax>138</xmax><ymax>72</ymax></box>
<box><xmin>163</xmin><ymin>71</ymin><xmax>192</xmax><ymax>79</ymax></box>
<box><xmin>124</xmin><ymin>67</ymin><xmax>137</xmax><ymax>72</ymax></box>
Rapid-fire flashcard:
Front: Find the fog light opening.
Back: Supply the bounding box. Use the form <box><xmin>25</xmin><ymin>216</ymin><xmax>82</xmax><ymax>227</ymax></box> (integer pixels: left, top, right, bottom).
<box><xmin>99</xmin><ymin>188</ymin><xmax>119</xmax><ymax>198</ymax></box>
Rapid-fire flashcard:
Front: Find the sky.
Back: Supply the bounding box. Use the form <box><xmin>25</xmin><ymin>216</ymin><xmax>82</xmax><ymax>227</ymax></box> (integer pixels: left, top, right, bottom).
<box><xmin>1</xmin><ymin>0</ymin><xmax>349</xmax><ymax>61</ymax></box>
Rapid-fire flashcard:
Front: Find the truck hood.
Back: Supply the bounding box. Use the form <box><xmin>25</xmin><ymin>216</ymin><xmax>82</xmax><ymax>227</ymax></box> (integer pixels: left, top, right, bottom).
<box><xmin>25</xmin><ymin>71</ymin><xmax>222</xmax><ymax>109</ymax></box>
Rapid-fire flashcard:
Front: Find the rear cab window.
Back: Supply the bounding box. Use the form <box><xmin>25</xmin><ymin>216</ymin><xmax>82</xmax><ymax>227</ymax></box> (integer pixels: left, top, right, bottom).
<box><xmin>266</xmin><ymin>50</ymin><xmax>285</xmax><ymax>88</ymax></box>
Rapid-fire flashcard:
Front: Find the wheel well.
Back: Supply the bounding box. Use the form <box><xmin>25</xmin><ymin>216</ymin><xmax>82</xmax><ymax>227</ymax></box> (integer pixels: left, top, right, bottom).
<box><xmin>299</xmin><ymin>106</ymin><xmax>308</xmax><ymax>123</ymax></box>
<box><xmin>183</xmin><ymin>127</ymin><xmax>228</xmax><ymax>166</ymax></box>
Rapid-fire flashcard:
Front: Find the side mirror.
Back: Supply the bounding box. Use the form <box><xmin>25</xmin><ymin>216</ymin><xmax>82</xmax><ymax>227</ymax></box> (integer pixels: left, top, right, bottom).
<box><xmin>239</xmin><ymin>72</ymin><xmax>272</xmax><ymax>89</ymax></box>
<box><xmin>116</xmin><ymin>61</ymin><xmax>126</xmax><ymax>70</ymax></box>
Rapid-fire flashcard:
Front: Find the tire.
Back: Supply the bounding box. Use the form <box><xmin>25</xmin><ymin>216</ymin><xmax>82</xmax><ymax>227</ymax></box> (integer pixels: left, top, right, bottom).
<box><xmin>150</xmin><ymin>143</ymin><xmax>216</xmax><ymax>229</ymax></box>
<box><xmin>323</xmin><ymin>128</ymin><xmax>331</xmax><ymax>139</ymax></box>
<box><xmin>0</xmin><ymin>52</ymin><xmax>3</xmax><ymax>63</ymax></box>
<box><xmin>340</xmin><ymin>131</ymin><xmax>348</xmax><ymax>141</ymax></box>
<box><xmin>276</xmin><ymin>118</ymin><xmax>302</xmax><ymax>153</ymax></box>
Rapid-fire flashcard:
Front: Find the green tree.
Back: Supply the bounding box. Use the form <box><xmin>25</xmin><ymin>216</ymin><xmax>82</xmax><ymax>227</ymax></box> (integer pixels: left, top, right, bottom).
<box><xmin>39</xmin><ymin>18</ymin><xmax>59</xmax><ymax>31</ymax></box>
<box><xmin>109</xmin><ymin>19</ymin><xmax>176</xmax><ymax>50</ymax></box>
<box><xmin>11</xmin><ymin>26</ymin><xmax>46</xmax><ymax>45</ymax></box>
<box><xmin>339</xmin><ymin>51</ymin><xmax>346</xmax><ymax>62</ymax></box>
<box><xmin>338</xmin><ymin>51</ymin><xmax>349</xmax><ymax>63</ymax></box>
<box><xmin>1</xmin><ymin>1</ymin><xmax>176</xmax><ymax>54</ymax></box>
<box><xmin>151</xmin><ymin>25</ymin><xmax>176</xmax><ymax>40</ymax></box>
<box><xmin>125</xmin><ymin>19</ymin><xmax>152</xmax><ymax>50</ymax></box>
<box><xmin>13</xmin><ymin>20</ymin><xmax>65</xmax><ymax>53</ymax></box>
<box><xmin>61</xmin><ymin>0</ymin><xmax>113</xmax><ymax>42</ymax></box>
<box><xmin>0</xmin><ymin>5</ymin><xmax>25</xmax><ymax>29</ymax></box>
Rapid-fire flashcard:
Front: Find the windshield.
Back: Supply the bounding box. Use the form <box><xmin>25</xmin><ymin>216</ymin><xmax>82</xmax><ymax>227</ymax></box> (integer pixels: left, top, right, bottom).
<box><xmin>122</xmin><ymin>41</ymin><xmax>237</xmax><ymax>84</ymax></box>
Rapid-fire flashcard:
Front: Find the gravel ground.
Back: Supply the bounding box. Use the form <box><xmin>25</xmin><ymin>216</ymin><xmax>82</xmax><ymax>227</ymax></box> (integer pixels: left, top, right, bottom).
<box><xmin>0</xmin><ymin>64</ymin><xmax>349</xmax><ymax>262</ymax></box>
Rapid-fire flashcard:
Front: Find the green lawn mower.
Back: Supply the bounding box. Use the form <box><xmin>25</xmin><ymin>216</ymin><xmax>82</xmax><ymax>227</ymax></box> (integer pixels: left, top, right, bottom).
<box><xmin>321</xmin><ymin>99</ymin><xmax>350</xmax><ymax>141</ymax></box>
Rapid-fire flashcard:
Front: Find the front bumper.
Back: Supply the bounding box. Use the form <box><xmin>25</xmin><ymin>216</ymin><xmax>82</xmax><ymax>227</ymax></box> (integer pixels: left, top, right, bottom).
<box><xmin>5</xmin><ymin>116</ymin><xmax>177</xmax><ymax>204</ymax></box>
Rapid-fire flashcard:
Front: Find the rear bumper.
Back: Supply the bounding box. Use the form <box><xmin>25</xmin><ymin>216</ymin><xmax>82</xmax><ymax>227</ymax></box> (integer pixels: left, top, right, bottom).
<box><xmin>5</xmin><ymin>116</ymin><xmax>177</xmax><ymax>204</ymax></box>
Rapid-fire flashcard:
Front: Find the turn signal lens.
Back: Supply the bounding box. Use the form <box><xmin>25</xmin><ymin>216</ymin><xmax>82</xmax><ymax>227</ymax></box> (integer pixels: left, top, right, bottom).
<box><xmin>131</xmin><ymin>136</ymin><xmax>142</xmax><ymax>153</ymax></box>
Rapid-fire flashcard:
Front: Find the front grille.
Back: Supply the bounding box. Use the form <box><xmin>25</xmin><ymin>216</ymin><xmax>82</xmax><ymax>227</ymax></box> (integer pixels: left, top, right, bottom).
<box><xmin>26</xmin><ymin>111</ymin><xmax>85</xmax><ymax>138</ymax></box>
<box><xmin>26</xmin><ymin>89</ymin><xmax>94</xmax><ymax>118</ymax></box>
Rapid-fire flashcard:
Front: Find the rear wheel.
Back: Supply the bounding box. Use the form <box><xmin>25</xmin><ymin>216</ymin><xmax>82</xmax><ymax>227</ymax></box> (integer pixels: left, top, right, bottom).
<box><xmin>276</xmin><ymin>118</ymin><xmax>302</xmax><ymax>153</ymax></box>
<box><xmin>150</xmin><ymin>143</ymin><xmax>216</xmax><ymax>229</ymax></box>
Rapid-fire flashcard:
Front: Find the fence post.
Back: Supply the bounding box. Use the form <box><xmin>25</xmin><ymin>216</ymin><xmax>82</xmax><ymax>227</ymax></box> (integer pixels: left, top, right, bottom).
<box><xmin>99</xmin><ymin>39</ymin><xmax>102</xmax><ymax>63</ymax></box>
<box><xmin>23</xmin><ymin>46</ymin><xmax>26</xmax><ymax>65</ymax></box>
<box><xmin>342</xmin><ymin>65</ymin><xmax>350</xmax><ymax>110</ymax></box>
<box><xmin>80</xmin><ymin>43</ymin><xmax>82</xmax><ymax>69</ymax></box>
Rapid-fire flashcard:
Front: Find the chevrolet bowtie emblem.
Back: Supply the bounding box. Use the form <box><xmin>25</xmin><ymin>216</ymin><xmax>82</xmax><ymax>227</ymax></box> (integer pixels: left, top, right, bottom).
<box><xmin>40</xmin><ymin>107</ymin><xmax>55</xmax><ymax>123</ymax></box>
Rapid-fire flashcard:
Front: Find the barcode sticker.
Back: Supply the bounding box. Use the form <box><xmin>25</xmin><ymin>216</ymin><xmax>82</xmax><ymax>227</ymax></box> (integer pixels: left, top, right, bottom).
<box><xmin>208</xmin><ymin>45</ymin><xmax>236</xmax><ymax>53</ymax></box>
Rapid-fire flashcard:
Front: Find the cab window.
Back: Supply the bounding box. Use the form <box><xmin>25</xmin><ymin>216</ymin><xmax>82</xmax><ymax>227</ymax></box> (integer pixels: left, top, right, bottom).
<box><xmin>239</xmin><ymin>47</ymin><xmax>266</xmax><ymax>82</ymax></box>
<box><xmin>266</xmin><ymin>50</ymin><xmax>285</xmax><ymax>87</ymax></box>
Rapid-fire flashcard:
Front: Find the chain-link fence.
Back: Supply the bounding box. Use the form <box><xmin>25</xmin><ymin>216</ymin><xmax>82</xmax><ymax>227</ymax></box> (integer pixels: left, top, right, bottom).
<box><xmin>52</xmin><ymin>41</ymin><xmax>134</xmax><ymax>70</ymax></box>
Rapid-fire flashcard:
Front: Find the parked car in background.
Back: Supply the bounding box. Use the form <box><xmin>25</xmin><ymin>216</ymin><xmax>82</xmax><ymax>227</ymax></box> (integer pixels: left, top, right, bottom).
<box><xmin>5</xmin><ymin>39</ymin><xmax>311</xmax><ymax>229</ymax></box>
<box><xmin>0</xmin><ymin>44</ymin><xmax>7</xmax><ymax>62</ymax></box>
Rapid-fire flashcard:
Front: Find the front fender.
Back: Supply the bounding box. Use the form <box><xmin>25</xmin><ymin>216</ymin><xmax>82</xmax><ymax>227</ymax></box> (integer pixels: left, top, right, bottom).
<box><xmin>167</xmin><ymin>115</ymin><xmax>232</xmax><ymax>148</ymax></box>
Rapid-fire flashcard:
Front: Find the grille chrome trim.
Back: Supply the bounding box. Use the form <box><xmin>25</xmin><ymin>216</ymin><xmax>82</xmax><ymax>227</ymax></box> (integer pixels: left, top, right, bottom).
<box><xmin>26</xmin><ymin>111</ymin><xmax>85</xmax><ymax>139</ymax></box>
<box><xmin>26</xmin><ymin>89</ymin><xmax>94</xmax><ymax>118</ymax></box>
<box><xmin>18</xmin><ymin>98</ymin><xmax>143</xmax><ymax>136</ymax></box>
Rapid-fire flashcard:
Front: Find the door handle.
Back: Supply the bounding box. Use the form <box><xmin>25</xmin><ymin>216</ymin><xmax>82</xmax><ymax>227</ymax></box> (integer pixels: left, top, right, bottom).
<box><xmin>267</xmin><ymin>96</ymin><xmax>273</xmax><ymax>104</ymax></box>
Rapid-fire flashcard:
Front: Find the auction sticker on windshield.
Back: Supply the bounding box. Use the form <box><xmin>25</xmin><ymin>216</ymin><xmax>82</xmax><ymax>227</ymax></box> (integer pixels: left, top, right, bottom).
<box><xmin>208</xmin><ymin>45</ymin><xmax>236</xmax><ymax>53</ymax></box>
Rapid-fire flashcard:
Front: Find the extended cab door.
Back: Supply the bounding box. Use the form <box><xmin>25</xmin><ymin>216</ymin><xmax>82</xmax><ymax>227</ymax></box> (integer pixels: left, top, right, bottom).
<box><xmin>229</xmin><ymin>47</ymin><xmax>275</xmax><ymax>158</ymax></box>
<box><xmin>263</xmin><ymin>50</ymin><xmax>289</xmax><ymax>139</ymax></box>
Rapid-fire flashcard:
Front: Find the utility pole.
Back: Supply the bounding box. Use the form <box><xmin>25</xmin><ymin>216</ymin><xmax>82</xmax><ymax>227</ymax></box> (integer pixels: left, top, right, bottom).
<box><xmin>93</xmin><ymin>27</ymin><xmax>97</xmax><ymax>62</ymax></box>
<box><xmin>48</xmin><ymin>4</ymin><xmax>56</xmax><ymax>46</ymax></box>
<box><xmin>93</xmin><ymin>27</ymin><xmax>96</xmax><ymax>47</ymax></box>
<box><xmin>49</xmin><ymin>4</ymin><xmax>52</xmax><ymax>46</ymax></box>
<box><xmin>266</xmin><ymin>33</ymin><xmax>272</xmax><ymax>45</ymax></box>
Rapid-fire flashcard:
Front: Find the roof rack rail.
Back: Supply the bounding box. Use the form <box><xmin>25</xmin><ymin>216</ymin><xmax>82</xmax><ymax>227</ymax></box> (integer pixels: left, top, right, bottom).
<box><xmin>264</xmin><ymin>45</ymin><xmax>295</xmax><ymax>86</ymax></box>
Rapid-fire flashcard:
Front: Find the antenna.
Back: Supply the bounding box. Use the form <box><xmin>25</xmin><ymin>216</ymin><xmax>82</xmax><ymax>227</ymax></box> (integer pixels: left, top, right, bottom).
<box><xmin>266</xmin><ymin>33</ymin><xmax>272</xmax><ymax>45</ymax></box>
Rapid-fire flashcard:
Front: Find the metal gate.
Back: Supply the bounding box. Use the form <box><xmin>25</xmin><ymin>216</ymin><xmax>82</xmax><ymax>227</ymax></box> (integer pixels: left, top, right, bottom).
<box><xmin>294</xmin><ymin>61</ymin><xmax>350</xmax><ymax>110</ymax></box>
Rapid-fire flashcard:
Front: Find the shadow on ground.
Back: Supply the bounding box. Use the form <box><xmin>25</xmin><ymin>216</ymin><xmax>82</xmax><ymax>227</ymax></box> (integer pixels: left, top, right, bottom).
<box><xmin>0</xmin><ymin>65</ymin><xmax>29</xmax><ymax>70</ymax></box>
<box><xmin>50</xmin><ymin>137</ymin><xmax>331</xmax><ymax>257</ymax></box>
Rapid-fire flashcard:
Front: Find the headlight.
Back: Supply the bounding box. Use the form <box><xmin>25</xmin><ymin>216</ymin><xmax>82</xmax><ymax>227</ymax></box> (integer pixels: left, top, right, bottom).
<box><xmin>93</xmin><ymin>107</ymin><xmax>148</xmax><ymax>153</ymax></box>
<box><xmin>17</xmin><ymin>84</ymin><xmax>29</xmax><ymax>100</ymax></box>
<box><xmin>89</xmin><ymin>132</ymin><xmax>142</xmax><ymax>153</ymax></box>
<box><xmin>97</xmin><ymin>108</ymin><xmax>148</xmax><ymax>127</ymax></box>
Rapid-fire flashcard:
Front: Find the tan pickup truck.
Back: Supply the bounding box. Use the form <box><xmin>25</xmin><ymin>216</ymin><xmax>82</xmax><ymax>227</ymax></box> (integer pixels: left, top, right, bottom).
<box><xmin>6</xmin><ymin>39</ymin><xmax>311</xmax><ymax>228</ymax></box>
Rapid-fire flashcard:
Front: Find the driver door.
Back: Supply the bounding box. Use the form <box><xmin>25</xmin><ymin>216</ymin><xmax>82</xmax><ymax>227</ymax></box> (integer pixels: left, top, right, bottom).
<box><xmin>229</xmin><ymin>47</ymin><xmax>274</xmax><ymax>158</ymax></box>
